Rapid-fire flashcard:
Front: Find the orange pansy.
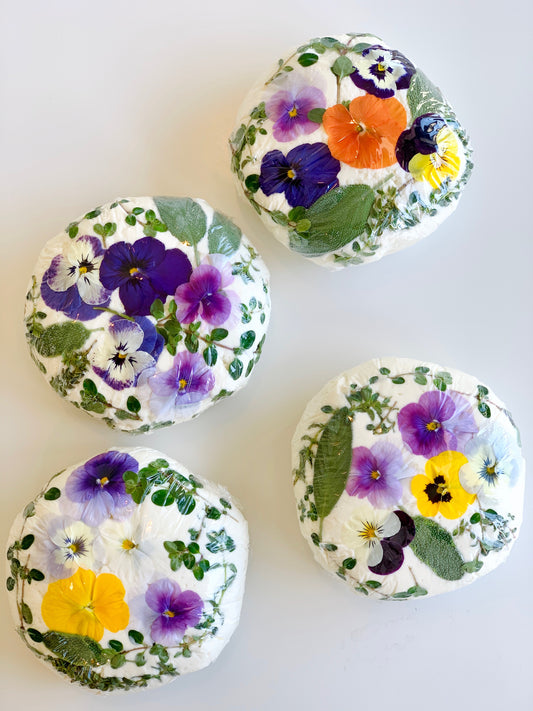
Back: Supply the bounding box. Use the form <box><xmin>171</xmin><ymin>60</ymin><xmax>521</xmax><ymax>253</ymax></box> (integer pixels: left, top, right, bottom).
<box><xmin>323</xmin><ymin>95</ymin><xmax>407</xmax><ymax>169</ymax></box>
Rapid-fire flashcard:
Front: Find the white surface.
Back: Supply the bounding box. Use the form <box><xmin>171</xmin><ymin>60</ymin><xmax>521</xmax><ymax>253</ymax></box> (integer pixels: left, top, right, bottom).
<box><xmin>1</xmin><ymin>1</ymin><xmax>531</xmax><ymax>708</ymax></box>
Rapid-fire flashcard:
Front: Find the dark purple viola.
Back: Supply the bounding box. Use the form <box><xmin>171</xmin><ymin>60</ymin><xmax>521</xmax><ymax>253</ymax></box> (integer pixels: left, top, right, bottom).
<box><xmin>368</xmin><ymin>510</ymin><xmax>415</xmax><ymax>576</ymax></box>
<box><xmin>146</xmin><ymin>579</ymin><xmax>204</xmax><ymax>645</ymax></box>
<box><xmin>41</xmin><ymin>235</ymin><xmax>111</xmax><ymax>320</ymax></box>
<box><xmin>265</xmin><ymin>84</ymin><xmax>326</xmax><ymax>142</ymax></box>
<box><xmin>174</xmin><ymin>257</ymin><xmax>238</xmax><ymax>327</ymax></box>
<box><xmin>259</xmin><ymin>143</ymin><xmax>340</xmax><ymax>209</ymax></box>
<box><xmin>398</xmin><ymin>390</ymin><xmax>478</xmax><ymax>459</ymax></box>
<box><xmin>65</xmin><ymin>450</ymin><xmax>138</xmax><ymax>527</ymax></box>
<box><xmin>99</xmin><ymin>237</ymin><xmax>192</xmax><ymax>316</ymax></box>
<box><xmin>350</xmin><ymin>45</ymin><xmax>415</xmax><ymax>99</ymax></box>
<box><xmin>346</xmin><ymin>441</ymin><xmax>412</xmax><ymax>508</ymax></box>
<box><xmin>90</xmin><ymin>316</ymin><xmax>163</xmax><ymax>390</ymax></box>
<box><xmin>148</xmin><ymin>351</ymin><xmax>215</xmax><ymax>418</ymax></box>
<box><xmin>395</xmin><ymin>113</ymin><xmax>447</xmax><ymax>171</ymax></box>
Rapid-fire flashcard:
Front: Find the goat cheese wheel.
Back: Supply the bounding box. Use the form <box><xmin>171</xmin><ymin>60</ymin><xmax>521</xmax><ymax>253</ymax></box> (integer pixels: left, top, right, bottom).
<box><xmin>25</xmin><ymin>197</ymin><xmax>270</xmax><ymax>432</ymax></box>
<box><xmin>6</xmin><ymin>448</ymin><xmax>248</xmax><ymax>691</ymax></box>
<box><xmin>230</xmin><ymin>33</ymin><xmax>473</xmax><ymax>270</ymax></box>
<box><xmin>292</xmin><ymin>358</ymin><xmax>524</xmax><ymax>599</ymax></box>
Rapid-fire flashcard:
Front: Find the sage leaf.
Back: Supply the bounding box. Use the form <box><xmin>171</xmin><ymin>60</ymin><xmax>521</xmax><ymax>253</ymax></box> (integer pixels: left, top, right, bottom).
<box><xmin>410</xmin><ymin>516</ymin><xmax>465</xmax><ymax>581</ymax></box>
<box><xmin>43</xmin><ymin>631</ymin><xmax>105</xmax><ymax>665</ymax></box>
<box><xmin>35</xmin><ymin>322</ymin><xmax>90</xmax><ymax>357</ymax></box>
<box><xmin>407</xmin><ymin>70</ymin><xmax>451</xmax><ymax>121</ymax></box>
<box><xmin>313</xmin><ymin>407</ymin><xmax>353</xmax><ymax>519</ymax></box>
<box><xmin>207</xmin><ymin>211</ymin><xmax>242</xmax><ymax>256</ymax></box>
<box><xmin>154</xmin><ymin>197</ymin><xmax>206</xmax><ymax>246</ymax></box>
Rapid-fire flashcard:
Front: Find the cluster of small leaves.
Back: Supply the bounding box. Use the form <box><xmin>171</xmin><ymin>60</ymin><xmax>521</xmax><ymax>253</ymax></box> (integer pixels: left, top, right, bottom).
<box><xmin>476</xmin><ymin>384</ymin><xmax>491</xmax><ymax>418</ymax></box>
<box><xmin>65</xmin><ymin>204</ymin><xmax>117</xmax><ymax>240</ymax></box>
<box><xmin>309</xmin><ymin>531</ymin><xmax>337</xmax><ymax>552</ymax></box>
<box><xmin>123</xmin><ymin>459</ymin><xmax>202</xmax><ymax>517</ymax></box>
<box><xmin>50</xmin><ymin>349</ymin><xmax>90</xmax><ymax>396</ymax></box>
<box><xmin>297</xmin><ymin>483</ymin><xmax>318</xmax><ymax>523</ymax></box>
<box><xmin>93</xmin><ymin>221</ymin><xmax>117</xmax><ymax>245</ymax></box>
<box><xmin>164</xmin><ymin>540</ymin><xmax>210</xmax><ymax>581</ymax></box>
<box><xmin>124</xmin><ymin>206</ymin><xmax>167</xmax><ymax>236</ymax></box>
<box><xmin>241</xmin><ymin>296</ymin><xmax>266</xmax><ymax>326</ymax></box>
<box><xmin>232</xmin><ymin>244</ymin><xmax>262</xmax><ymax>284</ymax></box>
<box><xmin>25</xmin><ymin>278</ymin><xmax>47</xmax><ymax>355</ymax></box>
<box><xmin>352</xmin><ymin>579</ymin><xmax>428</xmax><ymax>600</ymax></box>
<box><xmin>205</xmin><ymin>528</ymin><xmax>235</xmax><ymax>554</ymax></box>
<box><xmin>371</xmin><ymin>366</ymin><xmax>453</xmax><ymax>392</ymax></box>
<box><xmin>202</xmin><ymin>561</ymin><xmax>238</xmax><ymax>628</ymax></box>
<box><xmin>6</xmin><ymin>534</ymin><xmax>45</xmax><ymax>599</ymax></box>
<box><xmin>453</xmin><ymin>508</ymin><xmax>516</xmax><ymax>559</ymax></box>
<box><xmin>79</xmin><ymin>379</ymin><xmax>141</xmax><ymax>420</ymax></box>
<box><xmin>343</xmin><ymin>384</ymin><xmax>398</xmax><ymax>435</ymax></box>
<box><xmin>229</xmin><ymin>102</ymin><xmax>267</xmax><ymax>181</ymax></box>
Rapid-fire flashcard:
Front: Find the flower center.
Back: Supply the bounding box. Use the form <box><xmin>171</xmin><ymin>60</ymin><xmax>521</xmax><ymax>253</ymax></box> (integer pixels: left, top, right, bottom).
<box><xmin>97</xmin><ymin>476</ymin><xmax>109</xmax><ymax>488</ymax></box>
<box><xmin>129</xmin><ymin>267</ymin><xmax>140</xmax><ymax>276</ymax></box>
<box><xmin>359</xmin><ymin>520</ymin><xmax>381</xmax><ymax>542</ymax></box>
<box><xmin>68</xmin><ymin>542</ymin><xmax>79</xmax><ymax>553</ymax></box>
<box><xmin>122</xmin><ymin>539</ymin><xmax>137</xmax><ymax>550</ymax></box>
<box><xmin>288</xmin><ymin>105</ymin><xmax>298</xmax><ymax>118</ymax></box>
<box><xmin>424</xmin><ymin>474</ymin><xmax>452</xmax><ymax>504</ymax></box>
<box><xmin>163</xmin><ymin>609</ymin><xmax>175</xmax><ymax>618</ymax></box>
<box><xmin>485</xmin><ymin>464</ymin><xmax>496</xmax><ymax>476</ymax></box>
<box><xmin>377</xmin><ymin>62</ymin><xmax>386</xmax><ymax>73</ymax></box>
<box><xmin>116</xmin><ymin>352</ymin><xmax>127</xmax><ymax>360</ymax></box>
<box><xmin>287</xmin><ymin>169</ymin><xmax>296</xmax><ymax>179</ymax></box>
<box><xmin>178</xmin><ymin>378</ymin><xmax>188</xmax><ymax>390</ymax></box>
<box><xmin>370</xmin><ymin>470</ymin><xmax>381</xmax><ymax>480</ymax></box>
<box><xmin>426</xmin><ymin>420</ymin><xmax>440</xmax><ymax>432</ymax></box>
<box><xmin>77</xmin><ymin>259</ymin><xmax>94</xmax><ymax>275</ymax></box>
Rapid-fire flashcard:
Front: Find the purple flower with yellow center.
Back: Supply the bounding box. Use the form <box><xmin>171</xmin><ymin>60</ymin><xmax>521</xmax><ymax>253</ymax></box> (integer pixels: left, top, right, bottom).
<box><xmin>41</xmin><ymin>235</ymin><xmax>111</xmax><ymax>320</ymax></box>
<box><xmin>342</xmin><ymin>505</ymin><xmax>415</xmax><ymax>575</ymax></box>
<box><xmin>350</xmin><ymin>45</ymin><xmax>415</xmax><ymax>98</ymax></box>
<box><xmin>99</xmin><ymin>237</ymin><xmax>192</xmax><ymax>316</ymax></box>
<box><xmin>90</xmin><ymin>315</ymin><xmax>163</xmax><ymax>390</ymax></box>
<box><xmin>346</xmin><ymin>442</ymin><xmax>412</xmax><ymax>508</ymax></box>
<box><xmin>146</xmin><ymin>578</ymin><xmax>204</xmax><ymax>645</ymax></box>
<box><xmin>398</xmin><ymin>390</ymin><xmax>478</xmax><ymax>459</ymax></box>
<box><xmin>148</xmin><ymin>351</ymin><xmax>215</xmax><ymax>418</ymax></box>
<box><xmin>265</xmin><ymin>84</ymin><xmax>326</xmax><ymax>142</ymax></box>
<box><xmin>65</xmin><ymin>451</ymin><xmax>138</xmax><ymax>527</ymax></box>
<box><xmin>175</xmin><ymin>256</ymin><xmax>239</xmax><ymax>327</ymax></box>
<box><xmin>259</xmin><ymin>143</ymin><xmax>340</xmax><ymax>209</ymax></box>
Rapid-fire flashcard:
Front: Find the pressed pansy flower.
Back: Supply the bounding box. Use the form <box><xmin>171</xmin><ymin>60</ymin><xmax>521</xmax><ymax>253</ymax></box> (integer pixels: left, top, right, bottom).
<box><xmin>323</xmin><ymin>95</ymin><xmax>407</xmax><ymax>169</ymax></box>
<box><xmin>265</xmin><ymin>83</ymin><xmax>326</xmax><ymax>142</ymax></box>
<box><xmin>41</xmin><ymin>567</ymin><xmax>129</xmax><ymax>641</ymax></box>
<box><xmin>146</xmin><ymin>578</ymin><xmax>204</xmax><ymax>645</ymax></box>
<box><xmin>259</xmin><ymin>143</ymin><xmax>340</xmax><ymax>209</ymax></box>
<box><xmin>90</xmin><ymin>316</ymin><xmax>163</xmax><ymax>390</ymax></box>
<box><xmin>346</xmin><ymin>441</ymin><xmax>412</xmax><ymax>508</ymax></box>
<box><xmin>396</xmin><ymin>114</ymin><xmax>461</xmax><ymax>189</ymax></box>
<box><xmin>65</xmin><ymin>450</ymin><xmax>138</xmax><ymax>527</ymax></box>
<box><xmin>398</xmin><ymin>390</ymin><xmax>477</xmax><ymax>459</ymax></box>
<box><xmin>99</xmin><ymin>237</ymin><xmax>192</xmax><ymax>316</ymax></box>
<box><xmin>411</xmin><ymin>450</ymin><xmax>475</xmax><ymax>519</ymax></box>
<box><xmin>149</xmin><ymin>351</ymin><xmax>215</xmax><ymax>418</ymax></box>
<box><xmin>41</xmin><ymin>235</ymin><xmax>111</xmax><ymax>320</ymax></box>
<box><xmin>459</xmin><ymin>426</ymin><xmax>521</xmax><ymax>508</ymax></box>
<box><xmin>174</xmin><ymin>256</ymin><xmax>239</xmax><ymax>327</ymax></box>
<box><xmin>342</xmin><ymin>504</ymin><xmax>415</xmax><ymax>575</ymax></box>
<box><xmin>350</xmin><ymin>44</ymin><xmax>415</xmax><ymax>98</ymax></box>
<box><xmin>33</xmin><ymin>517</ymin><xmax>95</xmax><ymax>579</ymax></box>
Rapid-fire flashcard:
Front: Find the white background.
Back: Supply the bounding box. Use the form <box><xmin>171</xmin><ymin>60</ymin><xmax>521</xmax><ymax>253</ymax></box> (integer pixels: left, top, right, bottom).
<box><xmin>1</xmin><ymin>1</ymin><xmax>532</xmax><ymax>708</ymax></box>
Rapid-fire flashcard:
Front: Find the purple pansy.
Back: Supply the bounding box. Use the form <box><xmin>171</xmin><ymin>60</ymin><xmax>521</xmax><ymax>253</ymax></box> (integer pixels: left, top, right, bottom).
<box><xmin>350</xmin><ymin>45</ymin><xmax>415</xmax><ymax>98</ymax></box>
<box><xmin>368</xmin><ymin>510</ymin><xmax>416</xmax><ymax>576</ymax></box>
<box><xmin>99</xmin><ymin>237</ymin><xmax>192</xmax><ymax>316</ymax></box>
<box><xmin>175</xmin><ymin>256</ymin><xmax>239</xmax><ymax>327</ymax></box>
<box><xmin>259</xmin><ymin>143</ymin><xmax>340</xmax><ymax>209</ymax></box>
<box><xmin>398</xmin><ymin>390</ymin><xmax>478</xmax><ymax>459</ymax></box>
<box><xmin>65</xmin><ymin>450</ymin><xmax>138</xmax><ymax>527</ymax></box>
<box><xmin>90</xmin><ymin>316</ymin><xmax>163</xmax><ymax>390</ymax></box>
<box><xmin>395</xmin><ymin>113</ymin><xmax>448</xmax><ymax>170</ymax></box>
<box><xmin>41</xmin><ymin>235</ymin><xmax>111</xmax><ymax>320</ymax></box>
<box><xmin>148</xmin><ymin>351</ymin><xmax>215</xmax><ymax>418</ymax></box>
<box><xmin>146</xmin><ymin>579</ymin><xmax>204</xmax><ymax>645</ymax></box>
<box><xmin>266</xmin><ymin>84</ymin><xmax>326</xmax><ymax>142</ymax></box>
<box><xmin>346</xmin><ymin>442</ymin><xmax>412</xmax><ymax>508</ymax></box>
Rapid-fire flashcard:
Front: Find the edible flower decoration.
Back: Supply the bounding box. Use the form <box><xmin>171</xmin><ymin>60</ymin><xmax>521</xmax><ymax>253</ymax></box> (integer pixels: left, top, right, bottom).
<box><xmin>411</xmin><ymin>450</ymin><xmax>475</xmax><ymax>519</ymax></box>
<box><xmin>346</xmin><ymin>441</ymin><xmax>413</xmax><ymax>508</ymax></box>
<box><xmin>350</xmin><ymin>44</ymin><xmax>415</xmax><ymax>98</ymax></box>
<box><xmin>265</xmin><ymin>83</ymin><xmax>326</xmax><ymax>142</ymax></box>
<box><xmin>145</xmin><ymin>578</ymin><xmax>204</xmax><ymax>645</ymax></box>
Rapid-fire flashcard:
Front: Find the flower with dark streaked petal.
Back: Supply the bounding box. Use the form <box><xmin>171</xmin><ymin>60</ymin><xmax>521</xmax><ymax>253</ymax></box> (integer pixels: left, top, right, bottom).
<box><xmin>342</xmin><ymin>505</ymin><xmax>415</xmax><ymax>575</ymax></box>
<box><xmin>90</xmin><ymin>316</ymin><xmax>163</xmax><ymax>390</ymax></box>
<box><xmin>148</xmin><ymin>351</ymin><xmax>215</xmax><ymax>418</ymax></box>
<box><xmin>99</xmin><ymin>237</ymin><xmax>192</xmax><ymax>316</ymax></box>
<box><xmin>411</xmin><ymin>450</ymin><xmax>475</xmax><ymax>519</ymax></box>
<box><xmin>398</xmin><ymin>390</ymin><xmax>478</xmax><ymax>459</ymax></box>
<box><xmin>146</xmin><ymin>578</ymin><xmax>203</xmax><ymax>645</ymax></box>
<box><xmin>41</xmin><ymin>235</ymin><xmax>111</xmax><ymax>320</ymax></box>
<box><xmin>346</xmin><ymin>441</ymin><xmax>413</xmax><ymax>508</ymax></box>
<box><xmin>259</xmin><ymin>143</ymin><xmax>340</xmax><ymax>209</ymax></box>
<box><xmin>266</xmin><ymin>84</ymin><xmax>326</xmax><ymax>142</ymax></box>
<box><xmin>175</xmin><ymin>256</ymin><xmax>239</xmax><ymax>327</ymax></box>
<box><xmin>32</xmin><ymin>516</ymin><xmax>95</xmax><ymax>579</ymax></box>
<box><xmin>65</xmin><ymin>451</ymin><xmax>138</xmax><ymax>527</ymax></box>
<box><xmin>350</xmin><ymin>45</ymin><xmax>415</xmax><ymax>98</ymax></box>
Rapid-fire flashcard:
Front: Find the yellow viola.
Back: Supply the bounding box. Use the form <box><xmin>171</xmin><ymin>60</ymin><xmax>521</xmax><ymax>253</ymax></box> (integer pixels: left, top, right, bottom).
<box><xmin>408</xmin><ymin>127</ymin><xmax>461</xmax><ymax>189</ymax></box>
<box><xmin>411</xmin><ymin>450</ymin><xmax>475</xmax><ymax>519</ymax></box>
<box><xmin>41</xmin><ymin>568</ymin><xmax>129</xmax><ymax>642</ymax></box>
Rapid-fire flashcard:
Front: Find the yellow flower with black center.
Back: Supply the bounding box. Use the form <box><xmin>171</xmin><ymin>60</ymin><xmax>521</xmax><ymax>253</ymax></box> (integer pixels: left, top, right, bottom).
<box><xmin>408</xmin><ymin>126</ymin><xmax>461</xmax><ymax>189</ymax></box>
<box><xmin>41</xmin><ymin>568</ymin><xmax>129</xmax><ymax>641</ymax></box>
<box><xmin>411</xmin><ymin>450</ymin><xmax>475</xmax><ymax>519</ymax></box>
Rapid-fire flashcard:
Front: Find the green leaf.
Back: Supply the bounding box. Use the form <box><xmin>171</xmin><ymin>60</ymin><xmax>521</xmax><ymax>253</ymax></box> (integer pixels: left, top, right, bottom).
<box><xmin>352</xmin><ymin>42</ymin><xmax>372</xmax><ymax>53</ymax></box>
<box><xmin>379</xmin><ymin>367</ymin><xmax>390</xmax><ymax>375</ymax></box>
<box><xmin>151</xmin><ymin>490</ymin><xmax>175</xmax><ymax>507</ymax></box>
<box><xmin>229</xmin><ymin>359</ymin><xmax>243</xmax><ymax>380</ymax></box>
<box><xmin>125</xmin><ymin>214</ymin><xmax>136</xmax><ymax>226</ymax></box>
<box><xmin>307</xmin><ymin>108</ymin><xmax>326</xmax><ymax>125</ymax></box>
<box><xmin>128</xmin><ymin>629</ymin><xmax>144</xmax><ymax>644</ymax></box>
<box><xmin>407</xmin><ymin>70</ymin><xmax>450</xmax><ymax>120</ymax></box>
<box><xmin>21</xmin><ymin>534</ymin><xmax>35</xmax><ymax>550</ymax></box>
<box><xmin>110</xmin><ymin>653</ymin><xmax>126</xmax><ymax>669</ymax></box>
<box><xmin>240</xmin><ymin>330</ymin><xmax>256</xmax><ymax>350</ymax></box>
<box><xmin>391</xmin><ymin>377</ymin><xmax>405</xmax><ymax>384</ymax></box>
<box><xmin>478</xmin><ymin>402</ymin><xmax>491</xmax><ymax>418</ymax></box>
<box><xmin>313</xmin><ymin>407</ymin><xmax>353</xmax><ymax>519</ymax></box>
<box><xmin>331</xmin><ymin>55</ymin><xmax>354</xmax><ymax>79</ymax></box>
<box><xmin>207</xmin><ymin>211</ymin><xmax>242</xmax><ymax>256</ymax></box>
<box><xmin>21</xmin><ymin>603</ymin><xmax>33</xmax><ymax>624</ymax></box>
<box><xmin>29</xmin><ymin>568</ymin><xmax>45</xmax><ymax>581</ymax></box>
<box><xmin>6</xmin><ymin>577</ymin><xmax>15</xmax><ymax>591</ymax></box>
<box><xmin>126</xmin><ymin>396</ymin><xmax>141</xmax><ymax>414</ymax></box>
<box><xmin>463</xmin><ymin>559</ymin><xmax>484</xmax><ymax>574</ymax></box>
<box><xmin>27</xmin><ymin>628</ymin><xmax>44</xmax><ymax>643</ymax></box>
<box><xmin>245</xmin><ymin>174</ymin><xmax>260</xmax><ymax>193</ymax></box>
<box><xmin>414</xmin><ymin>374</ymin><xmax>427</xmax><ymax>385</ymax></box>
<box><xmin>83</xmin><ymin>378</ymin><xmax>97</xmax><ymax>395</ymax></box>
<box><xmin>44</xmin><ymin>487</ymin><xmax>61</xmax><ymax>501</ymax></box>
<box><xmin>188</xmin><ymin>542</ymin><xmax>200</xmax><ymax>554</ymax></box>
<box><xmin>342</xmin><ymin>557</ymin><xmax>356</xmax><ymax>570</ymax></box>
<box><xmin>193</xmin><ymin>566</ymin><xmax>204</xmax><ymax>581</ymax></box>
<box><xmin>176</xmin><ymin>493</ymin><xmax>196</xmax><ymax>515</ymax></box>
<box><xmin>290</xmin><ymin>185</ymin><xmax>374</xmax><ymax>256</ymax></box>
<box><xmin>365</xmin><ymin>580</ymin><xmax>382</xmax><ymax>589</ymax></box>
<box><xmin>211</xmin><ymin>328</ymin><xmax>229</xmax><ymax>341</ymax></box>
<box><xmin>35</xmin><ymin>322</ymin><xmax>90</xmax><ymax>357</ymax></box>
<box><xmin>150</xmin><ymin>299</ymin><xmax>165</xmax><ymax>320</ymax></box>
<box><xmin>206</xmin><ymin>529</ymin><xmax>236</xmax><ymax>554</ymax></box>
<box><xmin>470</xmin><ymin>512</ymin><xmax>481</xmax><ymax>524</ymax></box>
<box><xmin>298</xmin><ymin>52</ymin><xmax>319</xmax><ymax>67</ymax></box>
<box><xmin>410</xmin><ymin>516</ymin><xmax>465</xmax><ymax>581</ymax></box>
<box><xmin>154</xmin><ymin>197</ymin><xmax>206</xmax><ymax>246</ymax></box>
<box><xmin>108</xmin><ymin>639</ymin><xmax>123</xmax><ymax>652</ymax></box>
<box><xmin>203</xmin><ymin>345</ymin><xmax>217</xmax><ymax>366</ymax></box>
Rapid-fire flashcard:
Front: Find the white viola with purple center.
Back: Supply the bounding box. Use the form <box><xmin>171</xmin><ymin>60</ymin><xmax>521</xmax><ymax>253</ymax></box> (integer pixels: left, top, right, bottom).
<box><xmin>292</xmin><ymin>357</ymin><xmax>525</xmax><ymax>600</ymax></box>
<box><xmin>25</xmin><ymin>197</ymin><xmax>271</xmax><ymax>432</ymax></box>
<box><xmin>6</xmin><ymin>447</ymin><xmax>249</xmax><ymax>691</ymax></box>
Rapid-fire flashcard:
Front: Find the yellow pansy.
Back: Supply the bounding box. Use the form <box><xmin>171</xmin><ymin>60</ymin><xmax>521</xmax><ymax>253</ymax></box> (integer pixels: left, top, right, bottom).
<box><xmin>408</xmin><ymin>127</ymin><xmax>461</xmax><ymax>189</ymax></box>
<box><xmin>411</xmin><ymin>450</ymin><xmax>475</xmax><ymax>519</ymax></box>
<box><xmin>41</xmin><ymin>568</ymin><xmax>129</xmax><ymax>641</ymax></box>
